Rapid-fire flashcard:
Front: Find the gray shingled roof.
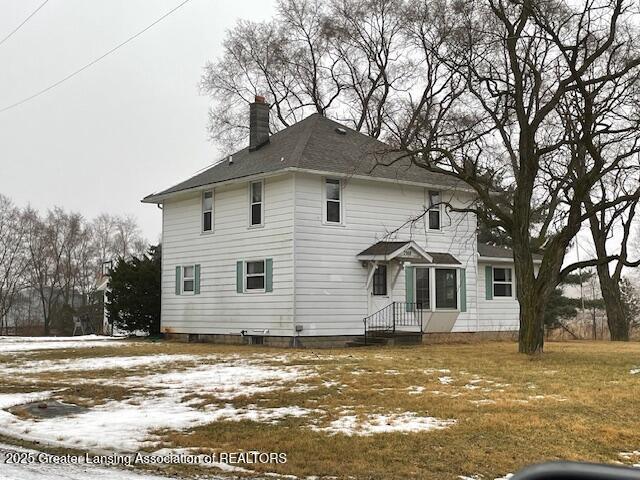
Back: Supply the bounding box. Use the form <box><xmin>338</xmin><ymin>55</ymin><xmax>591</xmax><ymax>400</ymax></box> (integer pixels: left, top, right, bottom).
<box><xmin>357</xmin><ymin>241</ymin><xmax>411</xmax><ymax>256</ymax></box>
<box><xmin>428</xmin><ymin>252</ymin><xmax>461</xmax><ymax>265</ymax></box>
<box><xmin>143</xmin><ymin>114</ymin><xmax>467</xmax><ymax>202</ymax></box>
<box><xmin>478</xmin><ymin>243</ymin><xmax>543</xmax><ymax>260</ymax></box>
<box><xmin>357</xmin><ymin>241</ymin><xmax>460</xmax><ymax>265</ymax></box>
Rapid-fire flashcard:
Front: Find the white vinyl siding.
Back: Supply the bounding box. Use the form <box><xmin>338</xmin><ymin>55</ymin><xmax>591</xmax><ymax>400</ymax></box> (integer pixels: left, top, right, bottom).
<box><xmin>160</xmin><ymin>174</ymin><xmax>294</xmax><ymax>336</ymax></box>
<box><xmin>477</xmin><ymin>261</ymin><xmax>519</xmax><ymax>331</ymax></box>
<box><xmin>294</xmin><ymin>172</ymin><xmax>478</xmax><ymax>336</ymax></box>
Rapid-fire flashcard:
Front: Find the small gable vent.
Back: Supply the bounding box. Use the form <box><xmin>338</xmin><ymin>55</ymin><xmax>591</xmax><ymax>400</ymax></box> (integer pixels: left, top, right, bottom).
<box><xmin>335</xmin><ymin>127</ymin><xmax>347</xmax><ymax>135</ymax></box>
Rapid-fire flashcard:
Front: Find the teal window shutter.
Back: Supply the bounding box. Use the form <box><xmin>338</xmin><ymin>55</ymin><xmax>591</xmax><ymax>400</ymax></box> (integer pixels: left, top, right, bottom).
<box><xmin>405</xmin><ymin>265</ymin><xmax>415</xmax><ymax>312</ymax></box>
<box><xmin>460</xmin><ymin>268</ymin><xmax>466</xmax><ymax>312</ymax></box>
<box><xmin>236</xmin><ymin>261</ymin><xmax>243</xmax><ymax>293</ymax></box>
<box><xmin>485</xmin><ymin>265</ymin><xmax>493</xmax><ymax>300</ymax></box>
<box><xmin>194</xmin><ymin>264</ymin><xmax>201</xmax><ymax>295</ymax></box>
<box><xmin>265</xmin><ymin>258</ymin><xmax>273</xmax><ymax>292</ymax></box>
<box><xmin>175</xmin><ymin>266</ymin><xmax>181</xmax><ymax>295</ymax></box>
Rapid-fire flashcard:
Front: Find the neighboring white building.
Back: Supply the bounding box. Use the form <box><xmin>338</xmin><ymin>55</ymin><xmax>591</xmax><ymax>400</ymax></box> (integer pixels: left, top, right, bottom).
<box><xmin>143</xmin><ymin>97</ymin><xmax>531</xmax><ymax>346</ymax></box>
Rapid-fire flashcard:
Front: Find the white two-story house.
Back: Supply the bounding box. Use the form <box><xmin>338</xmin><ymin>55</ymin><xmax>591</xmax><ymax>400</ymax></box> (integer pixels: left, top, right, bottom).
<box><xmin>142</xmin><ymin>96</ymin><xmax>525</xmax><ymax>347</ymax></box>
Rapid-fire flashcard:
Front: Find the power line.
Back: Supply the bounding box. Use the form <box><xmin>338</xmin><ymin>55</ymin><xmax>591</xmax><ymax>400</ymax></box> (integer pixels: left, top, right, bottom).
<box><xmin>0</xmin><ymin>0</ymin><xmax>192</xmax><ymax>114</ymax></box>
<box><xmin>0</xmin><ymin>0</ymin><xmax>50</xmax><ymax>48</ymax></box>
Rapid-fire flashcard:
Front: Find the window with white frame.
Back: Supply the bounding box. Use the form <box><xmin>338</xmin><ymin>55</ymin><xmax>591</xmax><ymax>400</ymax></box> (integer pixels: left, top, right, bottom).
<box><xmin>250</xmin><ymin>181</ymin><xmax>263</xmax><ymax>226</ymax></box>
<box><xmin>428</xmin><ymin>191</ymin><xmax>441</xmax><ymax>230</ymax></box>
<box><xmin>435</xmin><ymin>268</ymin><xmax>457</xmax><ymax>309</ymax></box>
<box><xmin>493</xmin><ymin>267</ymin><xmax>513</xmax><ymax>297</ymax></box>
<box><xmin>202</xmin><ymin>191</ymin><xmax>213</xmax><ymax>232</ymax></box>
<box><xmin>182</xmin><ymin>265</ymin><xmax>195</xmax><ymax>293</ymax></box>
<box><xmin>325</xmin><ymin>178</ymin><xmax>341</xmax><ymax>223</ymax></box>
<box><xmin>245</xmin><ymin>260</ymin><xmax>265</xmax><ymax>291</ymax></box>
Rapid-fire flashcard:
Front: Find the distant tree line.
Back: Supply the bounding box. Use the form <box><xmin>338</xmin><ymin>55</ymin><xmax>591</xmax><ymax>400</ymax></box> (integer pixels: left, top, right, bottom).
<box><xmin>0</xmin><ymin>193</ymin><xmax>147</xmax><ymax>336</ymax></box>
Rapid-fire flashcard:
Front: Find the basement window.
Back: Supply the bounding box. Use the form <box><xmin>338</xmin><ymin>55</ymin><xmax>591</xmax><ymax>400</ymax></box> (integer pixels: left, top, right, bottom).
<box><xmin>493</xmin><ymin>267</ymin><xmax>513</xmax><ymax>297</ymax></box>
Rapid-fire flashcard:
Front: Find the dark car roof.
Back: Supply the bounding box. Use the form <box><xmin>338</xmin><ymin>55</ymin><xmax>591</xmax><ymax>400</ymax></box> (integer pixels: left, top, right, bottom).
<box><xmin>143</xmin><ymin>114</ymin><xmax>469</xmax><ymax>202</ymax></box>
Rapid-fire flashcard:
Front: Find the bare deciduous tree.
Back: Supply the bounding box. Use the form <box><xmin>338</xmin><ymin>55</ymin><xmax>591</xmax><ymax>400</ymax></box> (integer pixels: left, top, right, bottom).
<box><xmin>399</xmin><ymin>0</ymin><xmax>640</xmax><ymax>353</ymax></box>
<box><xmin>0</xmin><ymin>195</ymin><xmax>29</xmax><ymax>335</ymax></box>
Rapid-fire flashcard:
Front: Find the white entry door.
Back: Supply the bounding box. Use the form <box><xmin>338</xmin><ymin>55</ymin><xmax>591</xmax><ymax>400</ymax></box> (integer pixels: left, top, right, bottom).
<box><xmin>368</xmin><ymin>264</ymin><xmax>391</xmax><ymax>315</ymax></box>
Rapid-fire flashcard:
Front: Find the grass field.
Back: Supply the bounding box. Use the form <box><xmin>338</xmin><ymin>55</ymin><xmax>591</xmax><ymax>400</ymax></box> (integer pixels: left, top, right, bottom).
<box><xmin>1</xmin><ymin>337</ymin><xmax>640</xmax><ymax>479</ymax></box>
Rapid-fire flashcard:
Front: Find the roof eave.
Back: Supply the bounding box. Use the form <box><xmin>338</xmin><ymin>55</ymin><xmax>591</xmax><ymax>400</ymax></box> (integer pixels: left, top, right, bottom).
<box><xmin>142</xmin><ymin>166</ymin><xmax>476</xmax><ymax>205</ymax></box>
<box><xmin>479</xmin><ymin>255</ymin><xmax>543</xmax><ymax>265</ymax></box>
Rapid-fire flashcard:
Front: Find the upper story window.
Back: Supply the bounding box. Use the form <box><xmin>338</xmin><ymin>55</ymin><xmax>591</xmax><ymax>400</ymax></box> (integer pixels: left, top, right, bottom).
<box><xmin>428</xmin><ymin>191</ymin><xmax>441</xmax><ymax>230</ymax></box>
<box><xmin>250</xmin><ymin>181</ymin><xmax>264</xmax><ymax>226</ymax></box>
<box><xmin>202</xmin><ymin>191</ymin><xmax>213</xmax><ymax>232</ymax></box>
<box><xmin>372</xmin><ymin>265</ymin><xmax>387</xmax><ymax>296</ymax></box>
<box><xmin>325</xmin><ymin>178</ymin><xmax>341</xmax><ymax>224</ymax></box>
<box><xmin>493</xmin><ymin>267</ymin><xmax>513</xmax><ymax>297</ymax></box>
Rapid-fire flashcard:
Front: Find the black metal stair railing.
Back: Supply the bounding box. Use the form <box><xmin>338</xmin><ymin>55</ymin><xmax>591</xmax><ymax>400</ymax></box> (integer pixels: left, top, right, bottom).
<box><xmin>363</xmin><ymin>302</ymin><xmax>423</xmax><ymax>344</ymax></box>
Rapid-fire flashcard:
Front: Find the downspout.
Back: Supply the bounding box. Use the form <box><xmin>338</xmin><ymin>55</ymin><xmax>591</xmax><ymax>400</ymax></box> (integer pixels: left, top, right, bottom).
<box><xmin>474</xmin><ymin>231</ymin><xmax>480</xmax><ymax>332</ymax></box>
<box><xmin>292</xmin><ymin>173</ymin><xmax>298</xmax><ymax>347</ymax></box>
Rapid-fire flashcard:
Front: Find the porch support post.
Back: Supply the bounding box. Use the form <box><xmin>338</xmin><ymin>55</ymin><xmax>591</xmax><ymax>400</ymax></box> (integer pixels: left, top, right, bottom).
<box><xmin>365</xmin><ymin>261</ymin><xmax>378</xmax><ymax>290</ymax></box>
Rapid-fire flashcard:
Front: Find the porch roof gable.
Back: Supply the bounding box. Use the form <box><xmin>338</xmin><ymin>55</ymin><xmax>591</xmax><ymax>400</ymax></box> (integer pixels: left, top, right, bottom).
<box><xmin>357</xmin><ymin>241</ymin><xmax>461</xmax><ymax>265</ymax></box>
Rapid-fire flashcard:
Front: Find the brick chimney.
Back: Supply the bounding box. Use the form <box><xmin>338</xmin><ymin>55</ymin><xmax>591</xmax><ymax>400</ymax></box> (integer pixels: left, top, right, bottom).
<box><xmin>249</xmin><ymin>95</ymin><xmax>270</xmax><ymax>151</ymax></box>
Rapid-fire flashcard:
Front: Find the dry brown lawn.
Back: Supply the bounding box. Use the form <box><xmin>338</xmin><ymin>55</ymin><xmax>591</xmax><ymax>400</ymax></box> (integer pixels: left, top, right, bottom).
<box><xmin>2</xmin><ymin>339</ymin><xmax>640</xmax><ymax>480</ymax></box>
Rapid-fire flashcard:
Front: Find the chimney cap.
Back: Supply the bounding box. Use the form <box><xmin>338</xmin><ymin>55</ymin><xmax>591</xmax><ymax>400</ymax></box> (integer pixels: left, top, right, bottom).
<box><xmin>254</xmin><ymin>95</ymin><xmax>266</xmax><ymax>104</ymax></box>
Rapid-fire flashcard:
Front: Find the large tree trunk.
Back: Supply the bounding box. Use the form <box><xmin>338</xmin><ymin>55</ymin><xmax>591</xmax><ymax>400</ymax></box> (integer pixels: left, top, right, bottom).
<box><xmin>517</xmin><ymin>291</ymin><xmax>545</xmax><ymax>354</ymax></box>
<box><xmin>512</xmin><ymin>230</ymin><xmax>547</xmax><ymax>354</ymax></box>
<box><xmin>599</xmin><ymin>273</ymin><xmax>629</xmax><ymax>341</ymax></box>
<box><xmin>589</xmin><ymin>212</ymin><xmax>630</xmax><ymax>341</ymax></box>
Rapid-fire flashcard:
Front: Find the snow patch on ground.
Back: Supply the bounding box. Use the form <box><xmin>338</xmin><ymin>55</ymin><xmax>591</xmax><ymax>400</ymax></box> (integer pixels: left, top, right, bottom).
<box><xmin>121</xmin><ymin>362</ymin><xmax>314</xmax><ymax>399</ymax></box>
<box><xmin>470</xmin><ymin>399</ymin><xmax>496</xmax><ymax>406</ymax></box>
<box><xmin>311</xmin><ymin>412</ymin><xmax>455</xmax><ymax>436</ymax></box>
<box><xmin>5</xmin><ymin>355</ymin><xmax>202</xmax><ymax>374</ymax></box>
<box><xmin>630</xmin><ymin>367</ymin><xmax>640</xmax><ymax>375</ymax></box>
<box><xmin>619</xmin><ymin>451</ymin><xmax>640</xmax><ymax>467</ymax></box>
<box><xmin>0</xmin><ymin>353</ymin><xmax>317</xmax><ymax>452</ymax></box>
<box><xmin>438</xmin><ymin>376</ymin><xmax>454</xmax><ymax>384</ymax></box>
<box><xmin>0</xmin><ymin>394</ymin><xmax>315</xmax><ymax>452</ymax></box>
<box><xmin>0</xmin><ymin>392</ymin><xmax>54</xmax><ymax>410</ymax></box>
<box><xmin>0</xmin><ymin>335</ymin><xmax>126</xmax><ymax>353</ymax></box>
<box><xmin>406</xmin><ymin>386</ymin><xmax>426</xmax><ymax>395</ymax></box>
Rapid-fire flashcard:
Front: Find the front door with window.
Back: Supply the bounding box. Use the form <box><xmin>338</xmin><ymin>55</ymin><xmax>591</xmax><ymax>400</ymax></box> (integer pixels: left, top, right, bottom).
<box><xmin>368</xmin><ymin>264</ymin><xmax>390</xmax><ymax>315</ymax></box>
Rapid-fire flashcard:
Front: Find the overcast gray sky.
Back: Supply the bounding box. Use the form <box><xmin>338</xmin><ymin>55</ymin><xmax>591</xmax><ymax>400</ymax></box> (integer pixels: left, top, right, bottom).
<box><xmin>0</xmin><ymin>0</ymin><xmax>275</xmax><ymax>243</ymax></box>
